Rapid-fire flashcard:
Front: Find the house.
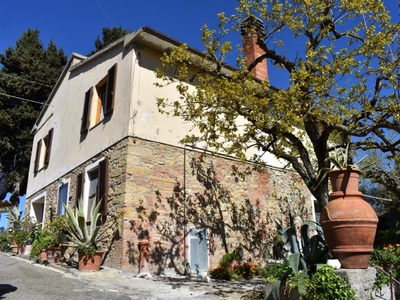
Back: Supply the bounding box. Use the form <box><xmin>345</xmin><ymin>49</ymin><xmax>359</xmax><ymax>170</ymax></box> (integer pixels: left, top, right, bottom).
<box><xmin>25</xmin><ymin>24</ymin><xmax>313</xmax><ymax>274</ymax></box>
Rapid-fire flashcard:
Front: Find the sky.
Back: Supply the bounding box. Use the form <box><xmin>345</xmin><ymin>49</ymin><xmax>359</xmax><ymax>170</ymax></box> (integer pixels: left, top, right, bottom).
<box><xmin>0</xmin><ymin>0</ymin><xmax>238</xmax><ymax>60</ymax></box>
<box><xmin>0</xmin><ymin>1</ymin><xmax>398</xmax><ymax>228</ymax></box>
<box><xmin>0</xmin><ymin>0</ymin><xmax>240</xmax><ymax>229</ymax></box>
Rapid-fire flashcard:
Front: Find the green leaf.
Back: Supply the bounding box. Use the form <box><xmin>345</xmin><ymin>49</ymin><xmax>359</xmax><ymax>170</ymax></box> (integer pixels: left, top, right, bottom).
<box><xmin>289</xmin><ymin>253</ymin><xmax>300</xmax><ymax>277</ymax></box>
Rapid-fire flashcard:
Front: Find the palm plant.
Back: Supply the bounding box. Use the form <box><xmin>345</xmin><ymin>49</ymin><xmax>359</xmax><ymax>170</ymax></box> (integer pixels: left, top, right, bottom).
<box><xmin>63</xmin><ymin>198</ymin><xmax>118</xmax><ymax>255</ymax></box>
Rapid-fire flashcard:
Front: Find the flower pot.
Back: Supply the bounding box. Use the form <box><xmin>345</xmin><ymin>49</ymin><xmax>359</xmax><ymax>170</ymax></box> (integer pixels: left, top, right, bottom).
<box><xmin>78</xmin><ymin>250</ymin><xmax>104</xmax><ymax>271</ymax></box>
<box><xmin>11</xmin><ymin>244</ymin><xmax>18</xmax><ymax>254</ymax></box>
<box><xmin>40</xmin><ymin>249</ymin><xmax>48</xmax><ymax>261</ymax></box>
<box><xmin>320</xmin><ymin>169</ymin><xmax>378</xmax><ymax>269</ymax></box>
<box><xmin>47</xmin><ymin>246</ymin><xmax>62</xmax><ymax>263</ymax></box>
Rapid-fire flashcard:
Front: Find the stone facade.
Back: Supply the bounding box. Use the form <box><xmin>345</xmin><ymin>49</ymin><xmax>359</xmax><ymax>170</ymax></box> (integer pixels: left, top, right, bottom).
<box><xmin>26</xmin><ymin>136</ymin><xmax>312</xmax><ymax>274</ymax></box>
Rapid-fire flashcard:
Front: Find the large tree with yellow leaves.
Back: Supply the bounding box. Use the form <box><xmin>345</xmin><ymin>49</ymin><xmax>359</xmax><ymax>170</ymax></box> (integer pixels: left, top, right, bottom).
<box><xmin>156</xmin><ymin>0</ymin><xmax>399</xmax><ymax>208</ymax></box>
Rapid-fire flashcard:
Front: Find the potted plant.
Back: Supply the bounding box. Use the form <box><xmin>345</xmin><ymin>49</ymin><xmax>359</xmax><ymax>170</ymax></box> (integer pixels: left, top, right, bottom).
<box><xmin>10</xmin><ymin>229</ymin><xmax>31</xmax><ymax>255</ymax></box>
<box><xmin>45</xmin><ymin>215</ymin><xmax>71</xmax><ymax>262</ymax></box>
<box><xmin>30</xmin><ymin>228</ymin><xmax>56</xmax><ymax>262</ymax></box>
<box><xmin>316</xmin><ymin>143</ymin><xmax>372</xmax><ymax>190</ymax></box>
<box><xmin>63</xmin><ymin>199</ymin><xmax>119</xmax><ymax>271</ymax></box>
<box><xmin>318</xmin><ymin>143</ymin><xmax>378</xmax><ymax>269</ymax></box>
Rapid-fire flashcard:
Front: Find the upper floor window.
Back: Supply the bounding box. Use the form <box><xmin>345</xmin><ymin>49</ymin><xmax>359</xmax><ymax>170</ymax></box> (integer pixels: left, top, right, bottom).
<box><xmin>76</xmin><ymin>157</ymin><xmax>109</xmax><ymax>219</ymax></box>
<box><xmin>81</xmin><ymin>64</ymin><xmax>117</xmax><ymax>134</ymax></box>
<box><xmin>34</xmin><ymin>128</ymin><xmax>54</xmax><ymax>173</ymax></box>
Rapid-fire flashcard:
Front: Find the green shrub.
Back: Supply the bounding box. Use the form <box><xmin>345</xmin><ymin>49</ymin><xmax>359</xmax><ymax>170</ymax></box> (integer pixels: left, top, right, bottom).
<box><xmin>209</xmin><ymin>265</ymin><xmax>231</xmax><ymax>280</ymax></box>
<box><xmin>306</xmin><ymin>265</ymin><xmax>356</xmax><ymax>300</ymax></box>
<box><xmin>0</xmin><ymin>232</ymin><xmax>9</xmax><ymax>251</ymax></box>
<box><xmin>371</xmin><ymin>243</ymin><xmax>400</xmax><ymax>291</ymax></box>
<box><xmin>210</xmin><ymin>250</ymin><xmax>261</xmax><ymax>281</ymax></box>
<box><xmin>45</xmin><ymin>215</ymin><xmax>71</xmax><ymax>245</ymax></box>
<box><xmin>30</xmin><ymin>229</ymin><xmax>56</xmax><ymax>259</ymax></box>
<box><xmin>262</xmin><ymin>261</ymin><xmax>291</xmax><ymax>282</ymax></box>
<box><xmin>219</xmin><ymin>251</ymin><xmax>241</xmax><ymax>267</ymax></box>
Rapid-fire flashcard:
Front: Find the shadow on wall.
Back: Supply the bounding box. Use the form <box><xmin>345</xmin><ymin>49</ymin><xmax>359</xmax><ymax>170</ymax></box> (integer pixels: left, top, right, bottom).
<box><xmin>128</xmin><ymin>155</ymin><xmax>310</xmax><ymax>274</ymax></box>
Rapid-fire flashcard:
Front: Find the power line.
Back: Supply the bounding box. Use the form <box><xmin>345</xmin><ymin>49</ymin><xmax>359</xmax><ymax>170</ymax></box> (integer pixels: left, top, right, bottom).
<box><xmin>94</xmin><ymin>0</ymin><xmax>116</xmax><ymax>27</ymax></box>
<box><xmin>363</xmin><ymin>194</ymin><xmax>393</xmax><ymax>202</ymax></box>
<box><xmin>0</xmin><ymin>73</ymin><xmax>53</xmax><ymax>88</ymax></box>
<box><xmin>0</xmin><ymin>92</ymin><xmax>53</xmax><ymax>107</ymax></box>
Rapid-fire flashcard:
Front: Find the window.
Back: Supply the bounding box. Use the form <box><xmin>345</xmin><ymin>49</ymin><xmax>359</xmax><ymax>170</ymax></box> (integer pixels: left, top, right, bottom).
<box><xmin>81</xmin><ymin>64</ymin><xmax>117</xmax><ymax>133</ymax></box>
<box><xmin>87</xmin><ymin>169</ymin><xmax>98</xmax><ymax>218</ymax></box>
<box><xmin>34</xmin><ymin>128</ymin><xmax>54</xmax><ymax>173</ymax></box>
<box><xmin>76</xmin><ymin>158</ymin><xmax>109</xmax><ymax>219</ymax></box>
<box><xmin>56</xmin><ymin>179</ymin><xmax>70</xmax><ymax>215</ymax></box>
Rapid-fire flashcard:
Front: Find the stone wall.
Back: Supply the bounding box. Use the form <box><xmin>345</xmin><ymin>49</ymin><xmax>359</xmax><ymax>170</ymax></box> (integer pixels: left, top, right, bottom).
<box><xmin>122</xmin><ymin>137</ymin><xmax>312</xmax><ymax>274</ymax></box>
<box><xmin>26</xmin><ymin>136</ymin><xmax>312</xmax><ymax>273</ymax></box>
<box><xmin>25</xmin><ymin>139</ymin><xmax>129</xmax><ymax>269</ymax></box>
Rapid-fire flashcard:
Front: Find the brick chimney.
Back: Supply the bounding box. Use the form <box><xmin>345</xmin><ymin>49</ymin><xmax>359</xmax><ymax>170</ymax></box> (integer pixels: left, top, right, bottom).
<box><xmin>240</xmin><ymin>16</ymin><xmax>268</xmax><ymax>81</ymax></box>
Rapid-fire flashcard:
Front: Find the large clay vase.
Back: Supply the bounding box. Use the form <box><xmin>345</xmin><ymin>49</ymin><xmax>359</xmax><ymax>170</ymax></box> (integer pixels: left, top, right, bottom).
<box><xmin>78</xmin><ymin>250</ymin><xmax>104</xmax><ymax>271</ymax></box>
<box><xmin>320</xmin><ymin>168</ymin><xmax>378</xmax><ymax>269</ymax></box>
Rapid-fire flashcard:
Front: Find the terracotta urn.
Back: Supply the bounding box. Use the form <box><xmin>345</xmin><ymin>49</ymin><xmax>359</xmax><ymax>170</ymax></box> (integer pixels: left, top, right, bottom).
<box><xmin>40</xmin><ymin>249</ymin><xmax>48</xmax><ymax>261</ymax></box>
<box><xmin>320</xmin><ymin>168</ymin><xmax>378</xmax><ymax>269</ymax></box>
<box><xmin>138</xmin><ymin>239</ymin><xmax>151</xmax><ymax>277</ymax></box>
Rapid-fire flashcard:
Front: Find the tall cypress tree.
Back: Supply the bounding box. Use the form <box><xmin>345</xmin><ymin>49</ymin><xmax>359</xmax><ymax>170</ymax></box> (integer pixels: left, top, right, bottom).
<box><xmin>0</xmin><ymin>29</ymin><xmax>67</xmax><ymax>196</ymax></box>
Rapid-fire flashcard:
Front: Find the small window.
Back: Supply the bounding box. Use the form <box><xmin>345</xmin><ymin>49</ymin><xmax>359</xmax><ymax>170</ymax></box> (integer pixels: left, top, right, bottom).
<box><xmin>87</xmin><ymin>169</ymin><xmax>98</xmax><ymax>218</ymax></box>
<box><xmin>57</xmin><ymin>179</ymin><xmax>69</xmax><ymax>215</ymax></box>
<box><xmin>34</xmin><ymin>128</ymin><xmax>54</xmax><ymax>173</ymax></box>
<box><xmin>76</xmin><ymin>158</ymin><xmax>109</xmax><ymax>219</ymax></box>
<box><xmin>81</xmin><ymin>64</ymin><xmax>117</xmax><ymax>134</ymax></box>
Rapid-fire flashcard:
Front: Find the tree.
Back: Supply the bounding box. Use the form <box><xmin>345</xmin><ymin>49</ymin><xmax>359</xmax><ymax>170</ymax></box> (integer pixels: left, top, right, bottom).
<box><xmin>156</xmin><ymin>0</ymin><xmax>399</xmax><ymax>208</ymax></box>
<box><xmin>0</xmin><ymin>29</ymin><xmax>67</xmax><ymax>196</ymax></box>
<box><xmin>88</xmin><ymin>26</ymin><xmax>132</xmax><ymax>56</ymax></box>
<box><xmin>361</xmin><ymin>150</ymin><xmax>400</xmax><ymax>210</ymax></box>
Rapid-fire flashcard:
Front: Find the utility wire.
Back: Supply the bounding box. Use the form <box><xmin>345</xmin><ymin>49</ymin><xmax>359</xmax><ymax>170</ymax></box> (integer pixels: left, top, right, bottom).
<box><xmin>363</xmin><ymin>194</ymin><xmax>393</xmax><ymax>202</ymax></box>
<box><xmin>0</xmin><ymin>92</ymin><xmax>53</xmax><ymax>107</ymax></box>
<box><xmin>94</xmin><ymin>0</ymin><xmax>116</xmax><ymax>27</ymax></box>
<box><xmin>0</xmin><ymin>73</ymin><xmax>53</xmax><ymax>88</ymax></box>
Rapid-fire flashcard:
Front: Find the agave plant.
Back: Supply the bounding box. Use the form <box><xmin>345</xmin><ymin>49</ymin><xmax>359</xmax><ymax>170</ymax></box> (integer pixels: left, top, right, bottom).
<box><xmin>63</xmin><ymin>198</ymin><xmax>118</xmax><ymax>255</ymax></box>
<box><xmin>326</xmin><ymin>143</ymin><xmax>369</xmax><ymax>170</ymax></box>
<box><xmin>315</xmin><ymin>143</ymin><xmax>373</xmax><ymax>189</ymax></box>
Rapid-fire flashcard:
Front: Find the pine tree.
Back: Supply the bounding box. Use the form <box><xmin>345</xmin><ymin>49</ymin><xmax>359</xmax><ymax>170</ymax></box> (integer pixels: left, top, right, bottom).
<box><xmin>0</xmin><ymin>29</ymin><xmax>67</xmax><ymax>196</ymax></box>
<box><xmin>88</xmin><ymin>26</ymin><xmax>131</xmax><ymax>56</ymax></box>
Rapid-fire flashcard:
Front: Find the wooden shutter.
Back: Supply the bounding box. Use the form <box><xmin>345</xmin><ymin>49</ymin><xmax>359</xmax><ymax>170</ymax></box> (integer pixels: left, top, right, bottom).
<box><xmin>104</xmin><ymin>64</ymin><xmax>117</xmax><ymax>116</ymax></box>
<box><xmin>34</xmin><ymin>140</ymin><xmax>42</xmax><ymax>173</ymax></box>
<box><xmin>97</xmin><ymin>158</ymin><xmax>109</xmax><ymax>216</ymax></box>
<box><xmin>80</xmin><ymin>87</ymin><xmax>92</xmax><ymax>134</ymax></box>
<box><xmin>76</xmin><ymin>172</ymin><xmax>84</xmax><ymax>207</ymax></box>
<box><xmin>44</xmin><ymin>128</ymin><xmax>53</xmax><ymax>166</ymax></box>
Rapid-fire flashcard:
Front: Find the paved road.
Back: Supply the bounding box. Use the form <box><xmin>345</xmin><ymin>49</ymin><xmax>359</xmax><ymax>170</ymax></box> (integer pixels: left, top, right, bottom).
<box><xmin>0</xmin><ymin>254</ymin><xmax>131</xmax><ymax>300</ymax></box>
<box><xmin>0</xmin><ymin>254</ymin><xmax>264</xmax><ymax>300</ymax></box>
